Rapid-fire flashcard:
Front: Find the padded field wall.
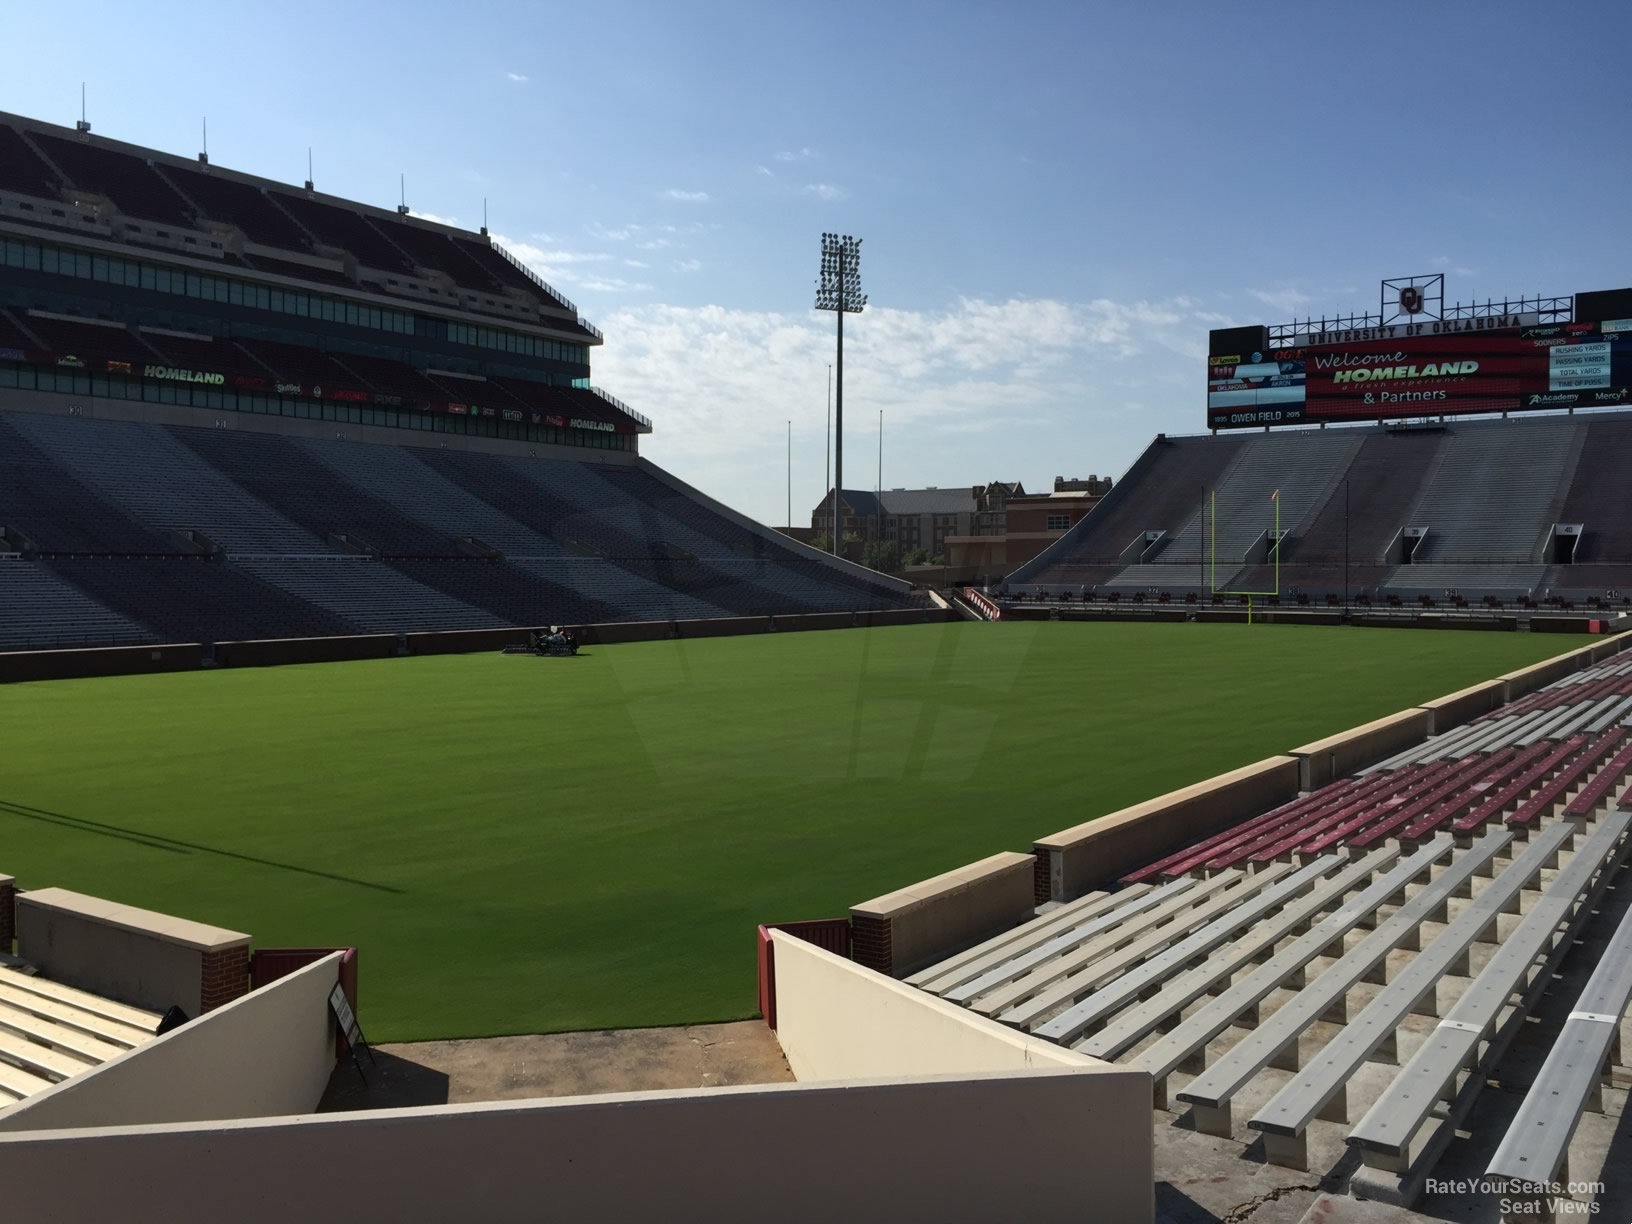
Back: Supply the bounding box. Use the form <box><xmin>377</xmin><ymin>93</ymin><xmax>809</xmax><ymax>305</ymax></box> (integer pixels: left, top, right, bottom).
<box><xmin>0</xmin><ymin>607</ymin><xmax>951</xmax><ymax>684</ymax></box>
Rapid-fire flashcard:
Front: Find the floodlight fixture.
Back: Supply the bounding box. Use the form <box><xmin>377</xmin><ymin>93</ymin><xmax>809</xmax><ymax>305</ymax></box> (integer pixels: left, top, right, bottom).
<box><xmin>814</xmin><ymin>233</ymin><xmax>868</xmax><ymax>555</ymax></box>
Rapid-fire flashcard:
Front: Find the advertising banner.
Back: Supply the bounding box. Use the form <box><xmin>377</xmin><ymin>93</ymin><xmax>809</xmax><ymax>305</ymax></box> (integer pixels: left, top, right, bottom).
<box><xmin>1208</xmin><ymin>322</ymin><xmax>1632</xmax><ymax>428</ymax></box>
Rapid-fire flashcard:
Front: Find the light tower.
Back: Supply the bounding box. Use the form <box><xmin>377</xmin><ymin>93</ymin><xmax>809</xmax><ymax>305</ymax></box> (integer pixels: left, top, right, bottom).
<box><xmin>815</xmin><ymin>233</ymin><xmax>866</xmax><ymax>555</ymax></box>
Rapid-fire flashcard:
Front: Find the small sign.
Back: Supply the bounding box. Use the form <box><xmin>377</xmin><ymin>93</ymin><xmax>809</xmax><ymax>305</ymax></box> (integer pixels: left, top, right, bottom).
<box><xmin>329</xmin><ymin>983</ymin><xmax>375</xmax><ymax>1081</ymax></box>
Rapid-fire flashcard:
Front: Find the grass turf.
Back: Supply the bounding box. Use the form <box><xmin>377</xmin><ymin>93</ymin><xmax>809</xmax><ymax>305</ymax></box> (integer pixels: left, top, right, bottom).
<box><xmin>0</xmin><ymin>621</ymin><xmax>1581</xmax><ymax>1041</ymax></box>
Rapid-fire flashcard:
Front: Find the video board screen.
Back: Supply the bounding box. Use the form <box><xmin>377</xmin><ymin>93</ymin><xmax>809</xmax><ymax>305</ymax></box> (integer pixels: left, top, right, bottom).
<box><xmin>1207</xmin><ymin>319</ymin><xmax>1632</xmax><ymax>429</ymax></box>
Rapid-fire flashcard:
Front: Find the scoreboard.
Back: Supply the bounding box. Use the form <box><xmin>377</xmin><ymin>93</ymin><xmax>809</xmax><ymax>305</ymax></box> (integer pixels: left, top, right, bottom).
<box><xmin>1206</xmin><ymin>294</ymin><xmax>1632</xmax><ymax>430</ymax></box>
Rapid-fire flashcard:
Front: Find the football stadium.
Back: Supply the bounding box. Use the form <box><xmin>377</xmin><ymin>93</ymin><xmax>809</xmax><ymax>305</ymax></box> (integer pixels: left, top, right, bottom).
<box><xmin>1</xmin><ymin>97</ymin><xmax>1631</xmax><ymax>1224</ymax></box>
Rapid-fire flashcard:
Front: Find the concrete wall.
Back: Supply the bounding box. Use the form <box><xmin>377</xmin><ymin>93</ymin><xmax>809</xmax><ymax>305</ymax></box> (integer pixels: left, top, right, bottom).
<box><xmin>1290</xmin><ymin>708</ymin><xmax>1431</xmax><ymax>791</ymax></box>
<box><xmin>771</xmin><ymin>930</ymin><xmax>1110</xmax><ymax>1078</ymax></box>
<box><xmin>849</xmin><ymin>851</ymin><xmax>1035</xmax><ymax>977</ymax></box>
<box><xmin>0</xmin><ymin>1068</ymin><xmax>1150</xmax><ymax>1224</ymax></box>
<box><xmin>0</xmin><ymin>642</ymin><xmax>202</xmax><ymax>684</ymax></box>
<box><xmin>1034</xmin><ymin>755</ymin><xmax>1301</xmax><ymax>901</ymax></box>
<box><xmin>1418</xmin><ymin>679</ymin><xmax>1507</xmax><ymax>735</ymax></box>
<box><xmin>16</xmin><ymin>888</ymin><xmax>249</xmax><ymax>1016</ymax></box>
<box><xmin>1591</xmin><ymin>630</ymin><xmax>1632</xmax><ymax>663</ymax></box>
<box><xmin>0</xmin><ymin>953</ymin><xmax>340</xmax><ymax>1133</ymax></box>
<box><xmin>0</xmin><ymin>609</ymin><xmax>950</xmax><ymax>683</ymax></box>
<box><xmin>1498</xmin><ymin>639</ymin><xmax>1602</xmax><ymax>702</ymax></box>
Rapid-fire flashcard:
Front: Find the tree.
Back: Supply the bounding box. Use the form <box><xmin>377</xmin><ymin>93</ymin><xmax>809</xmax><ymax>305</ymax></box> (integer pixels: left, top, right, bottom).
<box><xmin>862</xmin><ymin>539</ymin><xmax>900</xmax><ymax>573</ymax></box>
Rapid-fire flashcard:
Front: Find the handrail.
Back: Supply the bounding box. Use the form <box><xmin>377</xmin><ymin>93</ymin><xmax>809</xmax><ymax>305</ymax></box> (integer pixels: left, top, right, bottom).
<box><xmin>590</xmin><ymin>385</ymin><xmax>653</xmax><ymax>432</ymax></box>
<box><xmin>963</xmin><ymin>586</ymin><xmax>1002</xmax><ymax>620</ymax></box>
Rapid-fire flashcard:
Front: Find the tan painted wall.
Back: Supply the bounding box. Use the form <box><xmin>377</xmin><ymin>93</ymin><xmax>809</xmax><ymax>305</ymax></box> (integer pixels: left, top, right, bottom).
<box><xmin>1498</xmin><ymin>641</ymin><xmax>1600</xmax><ymax>701</ymax></box>
<box><xmin>850</xmin><ymin>851</ymin><xmax>1035</xmax><ymax>976</ymax></box>
<box><xmin>0</xmin><ymin>1069</ymin><xmax>1149</xmax><ymax>1224</ymax></box>
<box><xmin>1418</xmin><ymin>679</ymin><xmax>1507</xmax><ymax>735</ymax></box>
<box><xmin>15</xmin><ymin>888</ymin><xmax>249</xmax><ymax>1016</ymax></box>
<box><xmin>1034</xmin><ymin>755</ymin><xmax>1301</xmax><ymax>899</ymax></box>
<box><xmin>0</xmin><ymin>953</ymin><xmax>339</xmax><ymax>1133</ymax></box>
<box><xmin>1291</xmin><ymin>708</ymin><xmax>1430</xmax><ymax>790</ymax></box>
<box><xmin>771</xmin><ymin>930</ymin><xmax>1112</xmax><ymax>1078</ymax></box>
<box><xmin>1591</xmin><ymin>630</ymin><xmax>1632</xmax><ymax>663</ymax></box>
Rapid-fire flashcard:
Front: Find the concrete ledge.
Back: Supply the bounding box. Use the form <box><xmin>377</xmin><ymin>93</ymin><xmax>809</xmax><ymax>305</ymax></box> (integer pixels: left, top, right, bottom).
<box><xmin>0</xmin><ymin>1068</ymin><xmax>1153</xmax><ymax>1224</ymax></box>
<box><xmin>0</xmin><ymin>953</ymin><xmax>340</xmax><ymax>1133</ymax></box>
<box><xmin>1417</xmin><ymin>679</ymin><xmax>1507</xmax><ymax>736</ymax></box>
<box><xmin>1591</xmin><ymin>629</ymin><xmax>1632</xmax><ymax>662</ymax></box>
<box><xmin>17</xmin><ymin>888</ymin><xmax>250</xmax><ymax>1016</ymax></box>
<box><xmin>1034</xmin><ymin>756</ymin><xmax>1301</xmax><ymax>901</ymax></box>
<box><xmin>770</xmin><ymin>931</ymin><xmax>1108</xmax><ymax>1078</ymax></box>
<box><xmin>1498</xmin><ymin>641</ymin><xmax>1601</xmax><ymax>702</ymax></box>
<box><xmin>1292</xmin><ymin>708</ymin><xmax>1430</xmax><ymax>791</ymax></box>
<box><xmin>850</xmin><ymin>852</ymin><xmax>1035</xmax><ymax>978</ymax></box>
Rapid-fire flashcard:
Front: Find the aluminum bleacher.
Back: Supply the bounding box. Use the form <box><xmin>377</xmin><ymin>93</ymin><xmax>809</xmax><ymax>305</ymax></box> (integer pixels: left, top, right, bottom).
<box><xmin>155</xmin><ymin>162</ymin><xmax>312</xmax><ymax>249</ymax></box>
<box><xmin>28</xmin><ymin>130</ymin><xmax>196</xmax><ymax>227</ymax></box>
<box><xmin>233</xmin><ymin>557</ymin><xmax>505</xmax><ymax>633</ymax></box>
<box><xmin>907</xmin><ymin>647</ymin><xmax>1632</xmax><ymax>1210</ymax></box>
<box><xmin>7</xmin><ymin>412</ymin><xmax>334</xmax><ymax>556</ymax></box>
<box><xmin>1003</xmin><ymin>412</ymin><xmax>1632</xmax><ymax>604</ymax></box>
<box><xmin>0</xmin><ymin>123</ymin><xmax>63</xmax><ymax>199</ymax></box>
<box><xmin>267</xmin><ymin>191</ymin><xmax>416</xmax><ymax>274</ymax></box>
<box><xmin>0</xmin><ymin>560</ymin><xmax>155</xmax><ymax>650</ymax></box>
<box><xmin>0</xmin><ymin>403</ymin><xmax>911</xmax><ymax>650</ymax></box>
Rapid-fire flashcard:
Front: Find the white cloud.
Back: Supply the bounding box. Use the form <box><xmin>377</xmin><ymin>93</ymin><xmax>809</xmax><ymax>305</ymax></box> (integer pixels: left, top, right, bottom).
<box><xmin>623</xmin><ymin>259</ymin><xmax>650</xmax><ymax>269</ymax></box>
<box><xmin>775</xmin><ymin>147</ymin><xmax>815</xmax><ymax>162</ymax></box>
<box><xmin>408</xmin><ymin>210</ymin><xmax>461</xmax><ymax>228</ymax></box>
<box><xmin>636</xmin><ymin>238</ymin><xmax>675</xmax><ymax>251</ymax></box>
<box><xmin>578</xmin><ymin>275</ymin><xmax>654</xmax><ymax>293</ymax></box>
<box><xmin>661</xmin><ymin>188</ymin><xmax>710</xmax><ymax>202</ymax></box>
<box><xmin>755</xmin><ymin>165</ymin><xmax>774</xmax><ymax>177</ymax></box>
<box><xmin>505</xmin><ymin>71</ymin><xmax>529</xmax><ymax>83</ymax></box>
<box><xmin>803</xmin><ymin>182</ymin><xmax>846</xmax><ymax>202</ymax></box>
<box><xmin>1429</xmin><ymin>256</ymin><xmax>1476</xmax><ymax>277</ymax></box>
<box><xmin>489</xmin><ymin>232</ymin><xmax>647</xmax><ymax>294</ymax></box>
<box><xmin>593</xmin><ymin>295</ymin><xmax>1203</xmax><ymax>522</ymax></box>
<box><xmin>674</xmin><ymin>258</ymin><xmax>702</xmax><ymax>273</ymax></box>
<box><xmin>1247</xmin><ymin>286</ymin><xmax>1313</xmax><ymax>314</ymax></box>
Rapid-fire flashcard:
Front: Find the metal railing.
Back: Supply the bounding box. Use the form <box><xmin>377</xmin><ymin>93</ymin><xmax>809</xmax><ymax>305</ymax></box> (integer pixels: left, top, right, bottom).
<box><xmin>488</xmin><ymin>241</ymin><xmax>578</xmax><ymax>315</ymax></box>
<box><xmin>591</xmin><ymin>385</ymin><xmax>653</xmax><ymax>432</ymax></box>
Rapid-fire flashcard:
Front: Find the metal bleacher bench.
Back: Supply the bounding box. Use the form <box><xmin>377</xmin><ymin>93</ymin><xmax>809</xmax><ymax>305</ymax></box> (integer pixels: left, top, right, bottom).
<box><xmin>991</xmin><ymin>867</ymin><xmax>1289</xmax><ymax>1027</ymax></box>
<box><xmin>1081</xmin><ymin>846</ymin><xmax>1397</xmax><ymax>1062</ymax></box>
<box><xmin>936</xmin><ymin>875</ymin><xmax>1209</xmax><ymax>1007</ymax></box>
<box><xmin>1174</xmin><ymin>827</ymin><xmax>1513</xmax><ymax>1141</ymax></box>
<box><xmin>1125</xmin><ymin>840</ymin><xmax>1455</xmax><ymax>1101</ymax></box>
<box><xmin>1344</xmin><ymin>807</ymin><xmax>1632</xmax><ymax>1201</ymax></box>
<box><xmin>905</xmin><ymin>884</ymin><xmax>1151</xmax><ymax>996</ymax></box>
<box><xmin>1034</xmin><ymin>854</ymin><xmax>1346</xmax><ymax>1045</ymax></box>
<box><xmin>1485</xmin><ymin>819</ymin><xmax>1632</xmax><ymax>1220</ymax></box>
<box><xmin>1245</xmin><ymin>817</ymin><xmax>1590</xmax><ymax>1171</ymax></box>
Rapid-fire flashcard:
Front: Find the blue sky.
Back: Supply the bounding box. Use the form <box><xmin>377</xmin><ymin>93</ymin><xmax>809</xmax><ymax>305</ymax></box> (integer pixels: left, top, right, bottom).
<box><xmin>4</xmin><ymin>1</ymin><xmax>1630</xmax><ymax>525</ymax></box>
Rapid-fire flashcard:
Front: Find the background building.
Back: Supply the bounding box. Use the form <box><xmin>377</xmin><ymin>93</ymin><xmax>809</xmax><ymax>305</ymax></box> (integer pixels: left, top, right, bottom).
<box><xmin>811</xmin><ymin>482</ymin><xmax>1032</xmax><ymax>562</ymax></box>
<box><xmin>945</xmin><ymin>476</ymin><xmax>1112</xmax><ymax>578</ymax></box>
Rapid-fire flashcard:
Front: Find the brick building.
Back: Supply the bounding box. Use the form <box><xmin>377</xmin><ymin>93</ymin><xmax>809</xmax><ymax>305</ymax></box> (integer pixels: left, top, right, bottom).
<box><xmin>945</xmin><ymin>475</ymin><xmax>1112</xmax><ymax>576</ymax></box>
<box><xmin>812</xmin><ymin>483</ymin><xmax>1020</xmax><ymax>557</ymax></box>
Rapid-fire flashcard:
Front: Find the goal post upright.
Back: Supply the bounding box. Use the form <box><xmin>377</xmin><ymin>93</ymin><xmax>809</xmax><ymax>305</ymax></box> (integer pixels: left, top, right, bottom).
<box><xmin>1209</xmin><ymin>489</ymin><xmax>1282</xmax><ymax>620</ymax></box>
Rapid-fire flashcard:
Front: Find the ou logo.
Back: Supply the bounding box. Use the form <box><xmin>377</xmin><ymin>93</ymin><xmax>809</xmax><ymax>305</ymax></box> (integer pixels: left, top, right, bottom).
<box><xmin>1399</xmin><ymin>286</ymin><xmax>1425</xmax><ymax>315</ymax></box>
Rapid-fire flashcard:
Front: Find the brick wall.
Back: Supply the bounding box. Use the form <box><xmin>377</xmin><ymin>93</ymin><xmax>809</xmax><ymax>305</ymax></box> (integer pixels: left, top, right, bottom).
<box><xmin>850</xmin><ymin>914</ymin><xmax>893</xmax><ymax>976</ymax></box>
<box><xmin>199</xmin><ymin>944</ymin><xmax>251</xmax><ymax>1013</ymax></box>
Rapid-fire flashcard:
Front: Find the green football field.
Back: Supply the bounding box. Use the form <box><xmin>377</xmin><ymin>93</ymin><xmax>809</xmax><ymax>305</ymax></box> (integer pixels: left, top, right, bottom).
<box><xmin>0</xmin><ymin>621</ymin><xmax>1578</xmax><ymax>1041</ymax></box>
